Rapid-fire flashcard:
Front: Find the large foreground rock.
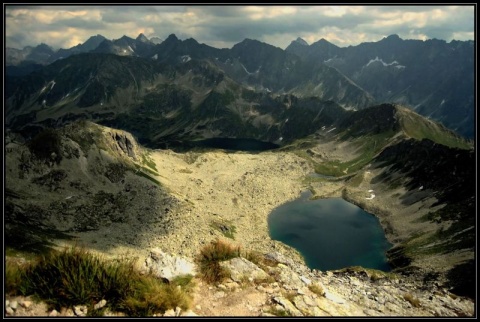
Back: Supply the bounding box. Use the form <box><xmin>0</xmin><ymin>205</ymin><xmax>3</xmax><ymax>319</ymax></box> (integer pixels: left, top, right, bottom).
<box><xmin>141</xmin><ymin>248</ymin><xmax>196</xmax><ymax>281</ymax></box>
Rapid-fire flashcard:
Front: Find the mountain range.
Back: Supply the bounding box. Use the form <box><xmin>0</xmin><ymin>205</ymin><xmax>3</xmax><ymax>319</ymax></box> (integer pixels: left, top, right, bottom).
<box><xmin>6</xmin><ymin>33</ymin><xmax>475</xmax><ymax>139</ymax></box>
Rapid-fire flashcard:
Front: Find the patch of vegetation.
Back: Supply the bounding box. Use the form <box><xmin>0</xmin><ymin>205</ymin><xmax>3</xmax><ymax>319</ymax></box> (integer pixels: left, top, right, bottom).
<box><xmin>62</xmin><ymin>121</ymin><xmax>105</xmax><ymax>156</ymax></box>
<box><xmin>315</xmin><ymin>131</ymin><xmax>396</xmax><ymax>177</ymax></box>
<box><xmin>347</xmin><ymin>173</ymin><xmax>364</xmax><ymax>187</ymax></box>
<box><xmin>132</xmin><ymin>168</ymin><xmax>160</xmax><ymax>185</ymax></box>
<box><xmin>243</xmin><ymin>250</ymin><xmax>263</xmax><ymax>267</ymax></box>
<box><xmin>195</xmin><ymin>239</ymin><xmax>241</xmax><ymax>284</ymax></box>
<box><xmin>27</xmin><ymin>128</ymin><xmax>62</xmax><ymax>164</ymax></box>
<box><xmin>5</xmin><ymin>246</ymin><xmax>193</xmax><ymax>317</ymax></box>
<box><xmin>210</xmin><ymin>220</ymin><xmax>237</xmax><ymax>239</ymax></box>
<box><xmin>283</xmin><ymin>290</ymin><xmax>297</xmax><ymax>303</ymax></box>
<box><xmin>31</xmin><ymin>169</ymin><xmax>68</xmax><ymax>191</ymax></box>
<box><xmin>105</xmin><ymin>163</ymin><xmax>127</xmax><ymax>183</ymax></box>
<box><xmin>308</xmin><ymin>283</ymin><xmax>325</xmax><ymax>297</ymax></box>
<box><xmin>399</xmin><ymin>111</ymin><xmax>472</xmax><ymax>150</ymax></box>
<box><xmin>141</xmin><ymin>152</ymin><xmax>158</xmax><ymax>172</ymax></box>
<box><xmin>403</xmin><ymin>293</ymin><xmax>421</xmax><ymax>308</ymax></box>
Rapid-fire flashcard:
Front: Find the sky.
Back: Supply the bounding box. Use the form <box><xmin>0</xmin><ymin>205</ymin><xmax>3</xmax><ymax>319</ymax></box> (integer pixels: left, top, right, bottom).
<box><xmin>4</xmin><ymin>5</ymin><xmax>475</xmax><ymax>50</ymax></box>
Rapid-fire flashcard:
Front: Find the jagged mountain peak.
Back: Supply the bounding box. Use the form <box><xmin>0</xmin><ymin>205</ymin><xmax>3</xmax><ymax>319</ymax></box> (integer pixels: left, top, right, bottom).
<box><xmin>165</xmin><ymin>33</ymin><xmax>179</xmax><ymax>42</ymax></box>
<box><xmin>311</xmin><ymin>38</ymin><xmax>338</xmax><ymax>49</ymax></box>
<box><xmin>150</xmin><ymin>36</ymin><xmax>163</xmax><ymax>45</ymax></box>
<box><xmin>294</xmin><ymin>37</ymin><xmax>309</xmax><ymax>46</ymax></box>
<box><xmin>381</xmin><ymin>34</ymin><xmax>402</xmax><ymax>42</ymax></box>
<box><xmin>136</xmin><ymin>33</ymin><xmax>150</xmax><ymax>42</ymax></box>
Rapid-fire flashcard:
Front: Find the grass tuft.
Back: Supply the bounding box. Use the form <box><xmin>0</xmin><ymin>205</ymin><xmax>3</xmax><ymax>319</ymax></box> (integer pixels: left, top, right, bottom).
<box><xmin>5</xmin><ymin>246</ymin><xmax>193</xmax><ymax>316</ymax></box>
<box><xmin>196</xmin><ymin>239</ymin><xmax>241</xmax><ymax>284</ymax></box>
<box><xmin>403</xmin><ymin>293</ymin><xmax>421</xmax><ymax>308</ymax></box>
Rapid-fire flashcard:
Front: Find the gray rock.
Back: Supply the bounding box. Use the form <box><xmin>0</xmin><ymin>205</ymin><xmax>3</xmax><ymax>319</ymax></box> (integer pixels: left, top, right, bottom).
<box><xmin>94</xmin><ymin>299</ymin><xmax>107</xmax><ymax>310</ymax></box>
<box><xmin>220</xmin><ymin>257</ymin><xmax>268</xmax><ymax>283</ymax></box>
<box><xmin>74</xmin><ymin>305</ymin><xmax>88</xmax><ymax>316</ymax></box>
<box><xmin>273</xmin><ymin>296</ymin><xmax>303</xmax><ymax>316</ymax></box>
<box><xmin>293</xmin><ymin>295</ymin><xmax>310</xmax><ymax>313</ymax></box>
<box><xmin>20</xmin><ymin>300</ymin><xmax>32</xmax><ymax>308</ymax></box>
<box><xmin>175</xmin><ymin>306</ymin><xmax>182</xmax><ymax>316</ymax></box>
<box><xmin>265</xmin><ymin>252</ymin><xmax>295</xmax><ymax>268</ymax></box>
<box><xmin>6</xmin><ymin>307</ymin><xmax>14</xmax><ymax>315</ymax></box>
<box><xmin>163</xmin><ymin>309</ymin><xmax>175</xmax><ymax>316</ymax></box>
<box><xmin>277</xmin><ymin>265</ymin><xmax>304</xmax><ymax>289</ymax></box>
<box><xmin>143</xmin><ymin>248</ymin><xmax>196</xmax><ymax>281</ymax></box>
<box><xmin>300</xmin><ymin>275</ymin><xmax>312</xmax><ymax>285</ymax></box>
<box><xmin>324</xmin><ymin>291</ymin><xmax>346</xmax><ymax>304</ymax></box>
<box><xmin>182</xmin><ymin>310</ymin><xmax>198</xmax><ymax>316</ymax></box>
<box><xmin>10</xmin><ymin>301</ymin><xmax>18</xmax><ymax>310</ymax></box>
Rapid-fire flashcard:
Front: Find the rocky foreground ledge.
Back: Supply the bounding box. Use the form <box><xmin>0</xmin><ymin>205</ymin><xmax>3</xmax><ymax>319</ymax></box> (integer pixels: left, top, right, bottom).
<box><xmin>5</xmin><ymin>247</ymin><xmax>474</xmax><ymax>317</ymax></box>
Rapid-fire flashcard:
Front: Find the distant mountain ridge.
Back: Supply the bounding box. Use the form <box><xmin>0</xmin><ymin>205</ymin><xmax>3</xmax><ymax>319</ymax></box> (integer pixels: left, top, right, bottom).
<box><xmin>6</xmin><ymin>33</ymin><xmax>475</xmax><ymax>138</ymax></box>
<box><xmin>286</xmin><ymin>34</ymin><xmax>475</xmax><ymax>138</ymax></box>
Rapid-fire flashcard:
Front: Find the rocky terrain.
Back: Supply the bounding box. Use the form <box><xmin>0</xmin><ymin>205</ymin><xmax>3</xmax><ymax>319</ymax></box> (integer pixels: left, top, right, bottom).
<box><xmin>4</xmin><ymin>121</ymin><xmax>475</xmax><ymax>317</ymax></box>
<box><xmin>5</xmin><ymin>248</ymin><xmax>475</xmax><ymax>317</ymax></box>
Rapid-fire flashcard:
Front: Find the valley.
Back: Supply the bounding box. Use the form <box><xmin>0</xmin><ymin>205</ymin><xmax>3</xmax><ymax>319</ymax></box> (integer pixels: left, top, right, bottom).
<box><xmin>4</xmin><ymin>30</ymin><xmax>475</xmax><ymax>317</ymax></box>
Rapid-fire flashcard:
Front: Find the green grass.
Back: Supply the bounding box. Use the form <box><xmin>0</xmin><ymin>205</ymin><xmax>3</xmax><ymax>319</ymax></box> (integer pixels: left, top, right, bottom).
<box><xmin>141</xmin><ymin>152</ymin><xmax>158</xmax><ymax>172</ymax></box>
<box><xmin>196</xmin><ymin>239</ymin><xmax>241</xmax><ymax>284</ymax></box>
<box><xmin>399</xmin><ymin>110</ymin><xmax>472</xmax><ymax>150</ymax></box>
<box><xmin>210</xmin><ymin>220</ymin><xmax>237</xmax><ymax>239</ymax></box>
<box><xmin>132</xmin><ymin>168</ymin><xmax>160</xmax><ymax>185</ymax></box>
<box><xmin>5</xmin><ymin>246</ymin><xmax>193</xmax><ymax>316</ymax></box>
<box><xmin>314</xmin><ymin>131</ymin><xmax>396</xmax><ymax>177</ymax></box>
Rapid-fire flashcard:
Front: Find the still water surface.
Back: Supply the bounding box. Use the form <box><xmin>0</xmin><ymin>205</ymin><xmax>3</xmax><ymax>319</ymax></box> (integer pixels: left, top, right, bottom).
<box><xmin>268</xmin><ymin>191</ymin><xmax>392</xmax><ymax>271</ymax></box>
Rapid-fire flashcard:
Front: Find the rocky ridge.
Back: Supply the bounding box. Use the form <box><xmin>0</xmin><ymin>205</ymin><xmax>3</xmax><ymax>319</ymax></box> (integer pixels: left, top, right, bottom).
<box><xmin>5</xmin><ymin>248</ymin><xmax>475</xmax><ymax>317</ymax></box>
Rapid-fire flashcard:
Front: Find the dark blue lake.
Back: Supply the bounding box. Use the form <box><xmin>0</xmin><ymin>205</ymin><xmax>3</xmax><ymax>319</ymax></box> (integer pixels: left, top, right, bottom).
<box><xmin>268</xmin><ymin>191</ymin><xmax>392</xmax><ymax>271</ymax></box>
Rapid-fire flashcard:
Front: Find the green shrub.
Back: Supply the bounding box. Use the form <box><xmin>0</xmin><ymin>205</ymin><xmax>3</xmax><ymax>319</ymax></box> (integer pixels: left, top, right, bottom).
<box><xmin>196</xmin><ymin>239</ymin><xmax>241</xmax><ymax>284</ymax></box>
<box><xmin>5</xmin><ymin>246</ymin><xmax>192</xmax><ymax>316</ymax></box>
<box><xmin>120</xmin><ymin>275</ymin><xmax>191</xmax><ymax>317</ymax></box>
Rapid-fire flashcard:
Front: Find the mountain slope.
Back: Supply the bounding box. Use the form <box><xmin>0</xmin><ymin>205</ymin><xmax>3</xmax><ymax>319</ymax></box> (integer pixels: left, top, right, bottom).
<box><xmin>286</xmin><ymin>35</ymin><xmax>474</xmax><ymax>138</ymax></box>
<box><xmin>6</xmin><ymin>53</ymin><xmax>353</xmax><ymax>149</ymax></box>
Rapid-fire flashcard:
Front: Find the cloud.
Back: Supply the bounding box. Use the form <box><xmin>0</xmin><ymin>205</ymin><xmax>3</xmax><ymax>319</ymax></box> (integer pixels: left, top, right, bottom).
<box><xmin>4</xmin><ymin>5</ymin><xmax>475</xmax><ymax>50</ymax></box>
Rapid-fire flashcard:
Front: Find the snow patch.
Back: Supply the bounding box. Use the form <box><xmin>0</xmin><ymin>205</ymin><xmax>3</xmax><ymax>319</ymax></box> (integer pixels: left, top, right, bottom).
<box><xmin>152</xmin><ymin>54</ymin><xmax>158</xmax><ymax>60</ymax></box>
<box><xmin>240</xmin><ymin>63</ymin><xmax>252</xmax><ymax>75</ymax></box>
<box><xmin>440</xmin><ymin>99</ymin><xmax>445</xmax><ymax>106</ymax></box>
<box><xmin>181</xmin><ymin>55</ymin><xmax>191</xmax><ymax>63</ymax></box>
<box><xmin>365</xmin><ymin>56</ymin><xmax>404</xmax><ymax>68</ymax></box>
<box><xmin>366</xmin><ymin>193</ymin><xmax>376</xmax><ymax>200</ymax></box>
<box><xmin>127</xmin><ymin>45</ymin><xmax>134</xmax><ymax>52</ymax></box>
<box><xmin>50</xmin><ymin>81</ymin><xmax>56</xmax><ymax>90</ymax></box>
<box><xmin>326</xmin><ymin>127</ymin><xmax>336</xmax><ymax>133</ymax></box>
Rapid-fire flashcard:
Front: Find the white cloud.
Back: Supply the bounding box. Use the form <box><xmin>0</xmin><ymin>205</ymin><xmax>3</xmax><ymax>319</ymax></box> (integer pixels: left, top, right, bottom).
<box><xmin>4</xmin><ymin>5</ymin><xmax>475</xmax><ymax>50</ymax></box>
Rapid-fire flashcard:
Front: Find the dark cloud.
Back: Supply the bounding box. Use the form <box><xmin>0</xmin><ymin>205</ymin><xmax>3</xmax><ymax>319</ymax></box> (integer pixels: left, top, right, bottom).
<box><xmin>5</xmin><ymin>5</ymin><xmax>474</xmax><ymax>50</ymax></box>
